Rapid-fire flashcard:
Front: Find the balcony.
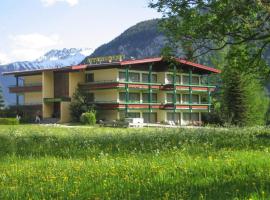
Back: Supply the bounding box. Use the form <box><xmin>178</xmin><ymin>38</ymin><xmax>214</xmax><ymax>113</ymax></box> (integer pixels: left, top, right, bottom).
<box><xmin>9</xmin><ymin>83</ymin><xmax>42</xmax><ymax>93</ymax></box>
<box><xmin>161</xmin><ymin>84</ymin><xmax>216</xmax><ymax>92</ymax></box>
<box><xmin>79</xmin><ymin>80</ymin><xmax>161</xmax><ymax>91</ymax></box>
<box><xmin>162</xmin><ymin>103</ymin><xmax>210</xmax><ymax>111</ymax></box>
<box><xmin>44</xmin><ymin>97</ymin><xmax>71</xmax><ymax>103</ymax></box>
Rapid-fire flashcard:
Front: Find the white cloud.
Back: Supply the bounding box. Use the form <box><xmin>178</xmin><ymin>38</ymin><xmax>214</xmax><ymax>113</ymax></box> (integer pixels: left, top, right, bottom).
<box><xmin>41</xmin><ymin>0</ymin><xmax>79</xmax><ymax>7</ymax></box>
<box><xmin>9</xmin><ymin>33</ymin><xmax>62</xmax><ymax>61</ymax></box>
<box><xmin>0</xmin><ymin>52</ymin><xmax>10</xmax><ymax>65</ymax></box>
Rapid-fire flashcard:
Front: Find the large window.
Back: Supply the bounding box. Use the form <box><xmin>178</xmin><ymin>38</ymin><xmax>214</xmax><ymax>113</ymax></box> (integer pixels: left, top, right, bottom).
<box><xmin>142</xmin><ymin>93</ymin><xmax>157</xmax><ymax>103</ymax></box>
<box><xmin>182</xmin><ymin>75</ymin><xmax>200</xmax><ymax>85</ymax></box>
<box><xmin>192</xmin><ymin>94</ymin><xmax>200</xmax><ymax>104</ymax></box>
<box><xmin>182</xmin><ymin>94</ymin><xmax>190</xmax><ymax>104</ymax></box>
<box><xmin>183</xmin><ymin>113</ymin><xmax>200</xmax><ymax>123</ymax></box>
<box><xmin>129</xmin><ymin>93</ymin><xmax>140</xmax><ymax>103</ymax></box>
<box><xmin>143</xmin><ymin>74</ymin><xmax>157</xmax><ymax>83</ymax></box>
<box><xmin>143</xmin><ymin>113</ymin><xmax>157</xmax><ymax>123</ymax></box>
<box><xmin>86</xmin><ymin>74</ymin><xmax>94</xmax><ymax>83</ymax></box>
<box><xmin>119</xmin><ymin>92</ymin><xmax>126</xmax><ymax>102</ymax></box>
<box><xmin>182</xmin><ymin>94</ymin><xmax>200</xmax><ymax>104</ymax></box>
<box><xmin>128</xmin><ymin>112</ymin><xmax>141</xmax><ymax>118</ymax></box>
<box><xmin>119</xmin><ymin>72</ymin><xmax>126</xmax><ymax>81</ymax></box>
<box><xmin>129</xmin><ymin>72</ymin><xmax>140</xmax><ymax>82</ymax></box>
<box><xmin>192</xmin><ymin>76</ymin><xmax>200</xmax><ymax>85</ymax></box>
<box><xmin>167</xmin><ymin>93</ymin><xmax>181</xmax><ymax>103</ymax></box>
<box><xmin>182</xmin><ymin>75</ymin><xmax>190</xmax><ymax>84</ymax></box>
<box><xmin>167</xmin><ymin>74</ymin><xmax>181</xmax><ymax>84</ymax></box>
<box><xmin>167</xmin><ymin>112</ymin><xmax>181</xmax><ymax>124</ymax></box>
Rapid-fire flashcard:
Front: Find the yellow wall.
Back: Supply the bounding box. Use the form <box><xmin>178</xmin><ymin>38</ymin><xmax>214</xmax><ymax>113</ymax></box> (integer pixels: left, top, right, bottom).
<box><xmin>157</xmin><ymin>72</ymin><xmax>165</xmax><ymax>84</ymax></box>
<box><xmin>24</xmin><ymin>92</ymin><xmax>42</xmax><ymax>104</ymax></box>
<box><xmin>43</xmin><ymin>103</ymin><xmax>53</xmax><ymax>118</ymax></box>
<box><xmin>94</xmin><ymin>90</ymin><xmax>118</xmax><ymax>102</ymax></box>
<box><xmin>60</xmin><ymin>102</ymin><xmax>71</xmax><ymax>123</ymax></box>
<box><xmin>42</xmin><ymin>71</ymin><xmax>54</xmax><ymax>98</ymax></box>
<box><xmin>89</xmin><ymin>68</ymin><xmax>118</xmax><ymax>82</ymax></box>
<box><xmin>69</xmin><ymin>71</ymin><xmax>85</xmax><ymax>98</ymax></box>
<box><xmin>24</xmin><ymin>75</ymin><xmax>42</xmax><ymax>85</ymax></box>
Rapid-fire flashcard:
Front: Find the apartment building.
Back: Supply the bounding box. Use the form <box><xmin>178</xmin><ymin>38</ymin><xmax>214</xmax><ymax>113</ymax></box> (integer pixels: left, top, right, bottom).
<box><xmin>4</xmin><ymin>57</ymin><xmax>220</xmax><ymax>125</ymax></box>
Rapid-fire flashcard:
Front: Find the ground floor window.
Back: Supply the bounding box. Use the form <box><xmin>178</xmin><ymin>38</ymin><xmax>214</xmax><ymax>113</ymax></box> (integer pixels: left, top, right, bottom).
<box><xmin>143</xmin><ymin>113</ymin><xmax>157</xmax><ymax>123</ymax></box>
<box><xmin>183</xmin><ymin>113</ymin><xmax>200</xmax><ymax>122</ymax></box>
<box><xmin>119</xmin><ymin>111</ymin><xmax>140</xmax><ymax>119</ymax></box>
<box><xmin>167</xmin><ymin>112</ymin><xmax>180</xmax><ymax>124</ymax></box>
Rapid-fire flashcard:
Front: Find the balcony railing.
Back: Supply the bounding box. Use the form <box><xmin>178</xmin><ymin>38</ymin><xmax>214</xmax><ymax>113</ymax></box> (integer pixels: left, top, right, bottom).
<box><xmin>9</xmin><ymin>83</ymin><xmax>42</xmax><ymax>93</ymax></box>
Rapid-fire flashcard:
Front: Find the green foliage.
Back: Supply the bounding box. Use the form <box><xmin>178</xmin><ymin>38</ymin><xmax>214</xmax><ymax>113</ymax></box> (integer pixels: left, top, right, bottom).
<box><xmin>0</xmin><ymin>118</ymin><xmax>19</xmax><ymax>125</ymax></box>
<box><xmin>80</xmin><ymin>111</ymin><xmax>96</xmax><ymax>126</ymax></box>
<box><xmin>1</xmin><ymin>126</ymin><xmax>270</xmax><ymax>198</ymax></box>
<box><xmin>70</xmin><ymin>87</ymin><xmax>95</xmax><ymax>122</ymax></box>
<box><xmin>150</xmin><ymin>0</ymin><xmax>270</xmax><ymax>60</ymax></box>
<box><xmin>0</xmin><ymin>85</ymin><xmax>5</xmax><ymax>109</ymax></box>
<box><xmin>221</xmin><ymin>45</ymin><xmax>269</xmax><ymax>126</ymax></box>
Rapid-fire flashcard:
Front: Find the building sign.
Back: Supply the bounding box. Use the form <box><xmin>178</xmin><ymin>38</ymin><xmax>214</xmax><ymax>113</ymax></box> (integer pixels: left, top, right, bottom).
<box><xmin>86</xmin><ymin>55</ymin><xmax>125</xmax><ymax>64</ymax></box>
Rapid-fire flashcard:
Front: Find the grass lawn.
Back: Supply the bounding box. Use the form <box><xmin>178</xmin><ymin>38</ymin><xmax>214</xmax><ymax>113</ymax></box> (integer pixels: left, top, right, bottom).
<box><xmin>0</xmin><ymin>125</ymin><xmax>270</xmax><ymax>199</ymax></box>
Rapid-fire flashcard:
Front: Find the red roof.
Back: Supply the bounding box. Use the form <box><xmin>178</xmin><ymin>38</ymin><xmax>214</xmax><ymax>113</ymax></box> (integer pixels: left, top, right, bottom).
<box><xmin>121</xmin><ymin>57</ymin><xmax>162</xmax><ymax>66</ymax></box>
<box><xmin>120</xmin><ymin>57</ymin><xmax>221</xmax><ymax>74</ymax></box>
<box><xmin>71</xmin><ymin>64</ymin><xmax>87</xmax><ymax>70</ymax></box>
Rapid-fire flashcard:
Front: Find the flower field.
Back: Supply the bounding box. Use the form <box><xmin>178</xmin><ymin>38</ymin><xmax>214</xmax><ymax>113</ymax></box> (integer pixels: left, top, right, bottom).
<box><xmin>1</xmin><ymin>125</ymin><xmax>270</xmax><ymax>199</ymax></box>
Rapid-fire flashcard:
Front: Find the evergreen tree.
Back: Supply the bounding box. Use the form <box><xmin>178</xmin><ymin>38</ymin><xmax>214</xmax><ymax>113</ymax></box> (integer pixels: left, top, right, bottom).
<box><xmin>0</xmin><ymin>85</ymin><xmax>5</xmax><ymax>109</ymax></box>
<box><xmin>221</xmin><ymin>45</ymin><xmax>269</xmax><ymax>126</ymax></box>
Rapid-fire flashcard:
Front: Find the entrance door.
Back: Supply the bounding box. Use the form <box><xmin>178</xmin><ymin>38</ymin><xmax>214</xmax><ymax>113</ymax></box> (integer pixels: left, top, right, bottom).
<box><xmin>53</xmin><ymin>102</ymin><xmax>60</xmax><ymax>118</ymax></box>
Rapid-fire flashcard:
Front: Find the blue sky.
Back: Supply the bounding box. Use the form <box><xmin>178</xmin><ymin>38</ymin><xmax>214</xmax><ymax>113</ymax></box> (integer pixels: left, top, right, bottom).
<box><xmin>0</xmin><ymin>0</ymin><xmax>161</xmax><ymax>64</ymax></box>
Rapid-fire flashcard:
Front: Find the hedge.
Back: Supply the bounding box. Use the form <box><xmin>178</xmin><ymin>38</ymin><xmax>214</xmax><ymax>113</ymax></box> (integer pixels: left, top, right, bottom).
<box><xmin>0</xmin><ymin>118</ymin><xmax>19</xmax><ymax>125</ymax></box>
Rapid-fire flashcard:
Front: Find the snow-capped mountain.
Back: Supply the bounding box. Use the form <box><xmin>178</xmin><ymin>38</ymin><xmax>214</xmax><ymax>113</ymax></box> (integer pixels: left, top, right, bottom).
<box><xmin>1</xmin><ymin>48</ymin><xmax>92</xmax><ymax>72</ymax></box>
<box><xmin>0</xmin><ymin>48</ymin><xmax>92</xmax><ymax>105</ymax></box>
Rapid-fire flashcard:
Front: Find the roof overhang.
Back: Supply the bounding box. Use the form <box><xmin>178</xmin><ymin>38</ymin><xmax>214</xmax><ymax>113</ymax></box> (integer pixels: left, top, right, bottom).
<box><xmin>2</xmin><ymin>57</ymin><xmax>221</xmax><ymax>76</ymax></box>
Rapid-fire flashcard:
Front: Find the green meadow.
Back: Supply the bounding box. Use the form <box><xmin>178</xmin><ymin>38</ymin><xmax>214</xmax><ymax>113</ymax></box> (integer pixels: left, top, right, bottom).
<box><xmin>1</xmin><ymin>125</ymin><xmax>270</xmax><ymax>199</ymax></box>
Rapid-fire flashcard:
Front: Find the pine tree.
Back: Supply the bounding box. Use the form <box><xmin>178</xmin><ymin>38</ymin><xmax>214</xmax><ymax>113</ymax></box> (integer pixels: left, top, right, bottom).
<box><xmin>0</xmin><ymin>85</ymin><xmax>5</xmax><ymax>109</ymax></box>
<box><xmin>221</xmin><ymin>45</ymin><xmax>269</xmax><ymax>126</ymax></box>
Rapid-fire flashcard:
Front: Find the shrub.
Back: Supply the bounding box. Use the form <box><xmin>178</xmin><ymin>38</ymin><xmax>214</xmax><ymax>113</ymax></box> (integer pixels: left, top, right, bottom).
<box><xmin>0</xmin><ymin>118</ymin><xmax>19</xmax><ymax>125</ymax></box>
<box><xmin>80</xmin><ymin>111</ymin><xmax>96</xmax><ymax>126</ymax></box>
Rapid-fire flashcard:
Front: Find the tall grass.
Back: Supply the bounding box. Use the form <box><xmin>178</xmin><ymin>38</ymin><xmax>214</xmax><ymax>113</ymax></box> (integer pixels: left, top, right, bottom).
<box><xmin>0</xmin><ymin>125</ymin><xmax>270</xmax><ymax>199</ymax></box>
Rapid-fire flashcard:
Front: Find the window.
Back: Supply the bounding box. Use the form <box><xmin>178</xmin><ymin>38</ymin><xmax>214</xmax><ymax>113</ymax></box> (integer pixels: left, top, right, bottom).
<box><xmin>167</xmin><ymin>112</ymin><xmax>180</xmax><ymax>124</ymax></box>
<box><xmin>129</xmin><ymin>72</ymin><xmax>140</xmax><ymax>82</ymax></box>
<box><xmin>143</xmin><ymin>113</ymin><xmax>157</xmax><ymax>123</ymax></box>
<box><xmin>182</xmin><ymin>75</ymin><xmax>189</xmax><ymax>84</ymax></box>
<box><xmin>167</xmin><ymin>93</ymin><xmax>180</xmax><ymax>103</ymax></box>
<box><xmin>119</xmin><ymin>72</ymin><xmax>126</xmax><ymax>81</ymax></box>
<box><xmin>166</xmin><ymin>74</ymin><xmax>180</xmax><ymax>84</ymax></box>
<box><xmin>201</xmin><ymin>95</ymin><xmax>208</xmax><ymax>104</ymax></box>
<box><xmin>86</xmin><ymin>74</ymin><xmax>94</xmax><ymax>82</ymax></box>
<box><xmin>128</xmin><ymin>113</ymin><xmax>140</xmax><ymax>118</ymax></box>
<box><xmin>119</xmin><ymin>92</ymin><xmax>126</xmax><ymax>102</ymax></box>
<box><xmin>192</xmin><ymin>76</ymin><xmax>200</xmax><ymax>85</ymax></box>
<box><xmin>183</xmin><ymin>113</ymin><xmax>190</xmax><ymax>121</ymax></box>
<box><xmin>129</xmin><ymin>93</ymin><xmax>140</xmax><ymax>103</ymax></box>
<box><xmin>191</xmin><ymin>113</ymin><xmax>200</xmax><ymax>121</ymax></box>
<box><xmin>167</xmin><ymin>74</ymin><xmax>173</xmax><ymax>84</ymax></box>
<box><xmin>182</xmin><ymin>94</ymin><xmax>190</xmax><ymax>104</ymax></box>
<box><xmin>152</xmin><ymin>74</ymin><xmax>157</xmax><ymax>83</ymax></box>
<box><xmin>167</xmin><ymin>93</ymin><xmax>173</xmax><ymax>103</ymax></box>
<box><xmin>192</xmin><ymin>94</ymin><xmax>200</xmax><ymax>104</ymax></box>
<box><xmin>142</xmin><ymin>93</ymin><xmax>157</xmax><ymax>103</ymax></box>
<box><xmin>142</xmin><ymin>74</ymin><xmax>148</xmax><ymax>83</ymax></box>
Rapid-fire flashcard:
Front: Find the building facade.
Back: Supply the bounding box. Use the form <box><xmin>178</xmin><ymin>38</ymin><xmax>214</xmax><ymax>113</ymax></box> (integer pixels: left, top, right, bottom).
<box><xmin>4</xmin><ymin>57</ymin><xmax>220</xmax><ymax>125</ymax></box>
